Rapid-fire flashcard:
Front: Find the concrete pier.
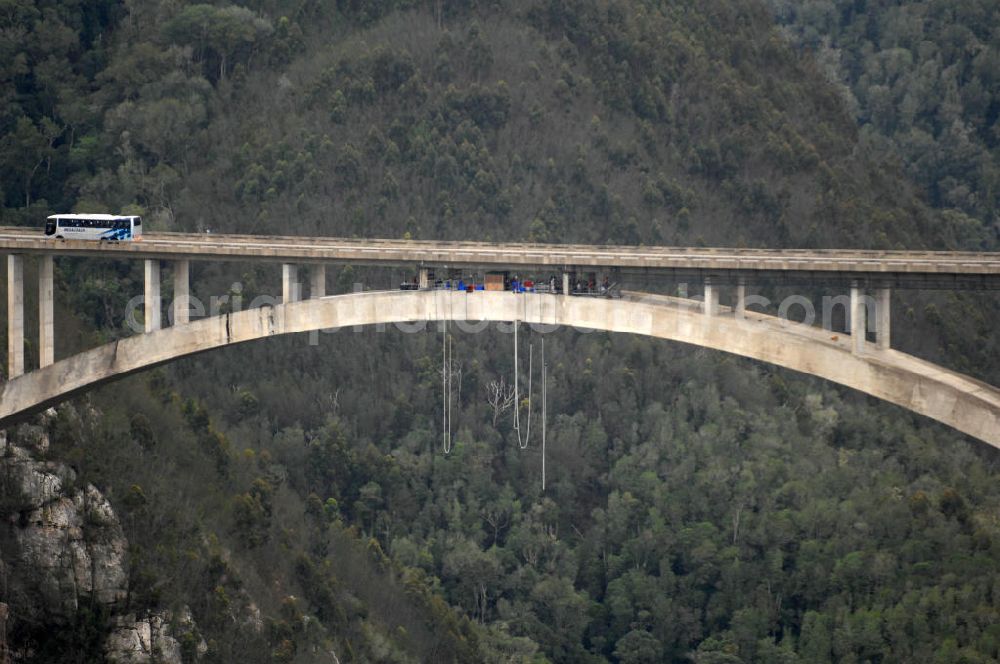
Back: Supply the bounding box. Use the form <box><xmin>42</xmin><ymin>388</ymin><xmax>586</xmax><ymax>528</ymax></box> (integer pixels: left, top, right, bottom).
<box><xmin>851</xmin><ymin>282</ymin><xmax>865</xmax><ymax>354</ymax></box>
<box><xmin>735</xmin><ymin>279</ymin><xmax>746</xmax><ymax>319</ymax></box>
<box><xmin>173</xmin><ymin>260</ymin><xmax>189</xmax><ymax>326</ymax></box>
<box><xmin>38</xmin><ymin>255</ymin><xmax>53</xmax><ymax>367</ymax></box>
<box><xmin>704</xmin><ymin>278</ymin><xmax>718</xmax><ymax>316</ymax></box>
<box><xmin>310</xmin><ymin>265</ymin><xmax>326</xmax><ymax>299</ymax></box>
<box><xmin>876</xmin><ymin>287</ymin><xmax>891</xmax><ymax>351</ymax></box>
<box><xmin>282</xmin><ymin>264</ymin><xmax>300</xmax><ymax>303</ymax></box>
<box><xmin>7</xmin><ymin>255</ymin><xmax>23</xmax><ymax>378</ymax></box>
<box><xmin>145</xmin><ymin>260</ymin><xmax>161</xmax><ymax>333</ymax></box>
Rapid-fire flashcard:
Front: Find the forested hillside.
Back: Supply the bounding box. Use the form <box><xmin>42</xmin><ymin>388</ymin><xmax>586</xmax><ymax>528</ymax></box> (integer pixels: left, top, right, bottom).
<box><xmin>767</xmin><ymin>0</ymin><xmax>1000</xmax><ymax>235</ymax></box>
<box><xmin>3</xmin><ymin>1</ymin><xmax>1000</xmax><ymax>662</ymax></box>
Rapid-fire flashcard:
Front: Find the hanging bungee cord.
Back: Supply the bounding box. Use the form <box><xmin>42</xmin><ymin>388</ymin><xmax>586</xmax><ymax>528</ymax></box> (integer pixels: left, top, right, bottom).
<box><xmin>441</xmin><ymin>292</ymin><xmax>456</xmax><ymax>455</ymax></box>
<box><xmin>541</xmin><ymin>337</ymin><xmax>547</xmax><ymax>492</ymax></box>
<box><xmin>442</xmin><ymin>319</ymin><xmax>452</xmax><ymax>454</ymax></box>
<box><xmin>433</xmin><ymin>282</ymin><xmax>550</xmax><ymax>490</ymax></box>
<box><xmin>513</xmin><ymin>319</ymin><xmax>519</xmax><ymax>438</ymax></box>
<box><xmin>513</xmin><ymin>320</ymin><xmax>550</xmax><ymax>491</ymax></box>
<box><xmin>449</xmin><ymin>325</ymin><xmax>455</xmax><ymax>452</ymax></box>
<box><xmin>512</xmin><ymin>320</ymin><xmax>535</xmax><ymax>449</ymax></box>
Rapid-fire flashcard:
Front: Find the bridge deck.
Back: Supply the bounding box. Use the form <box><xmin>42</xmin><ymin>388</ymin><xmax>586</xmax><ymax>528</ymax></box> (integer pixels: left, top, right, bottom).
<box><xmin>1</xmin><ymin>227</ymin><xmax>999</xmax><ymax>288</ymax></box>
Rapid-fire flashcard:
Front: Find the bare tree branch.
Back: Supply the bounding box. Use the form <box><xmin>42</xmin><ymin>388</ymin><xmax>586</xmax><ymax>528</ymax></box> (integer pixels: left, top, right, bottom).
<box><xmin>486</xmin><ymin>377</ymin><xmax>516</xmax><ymax>427</ymax></box>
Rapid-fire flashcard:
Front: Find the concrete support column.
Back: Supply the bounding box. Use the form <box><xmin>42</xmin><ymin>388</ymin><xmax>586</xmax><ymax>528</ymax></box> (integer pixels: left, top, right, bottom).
<box><xmin>282</xmin><ymin>263</ymin><xmax>300</xmax><ymax>303</ymax></box>
<box><xmin>172</xmin><ymin>260</ymin><xmax>190</xmax><ymax>326</ymax></box>
<box><xmin>310</xmin><ymin>265</ymin><xmax>326</xmax><ymax>299</ymax></box>
<box><xmin>418</xmin><ymin>267</ymin><xmax>429</xmax><ymax>290</ymax></box>
<box><xmin>38</xmin><ymin>255</ymin><xmax>54</xmax><ymax>367</ymax></box>
<box><xmin>145</xmin><ymin>260</ymin><xmax>161</xmax><ymax>333</ymax></box>
<box><xmin>735</xmin><ymin>278</ymin><xmax>747</xmax><ymax>319</ymax></box>
<box><xmin>703</xmin><ymin>278</ymin><xmax>718</xmax><ymax>317</ymax></box>
<box><xmin>850</xmin><ymin>281</ymin><xmax>865</xmax><ymax>355</ymax></box>
<box><xmin>876</xmin><ymin>287</ymin><xmax>891</xmax><ymax>351</ymax></box>
<box><xmin>562</xmin><ymin>272</ymin><xmax>570</xmax><ymax>296</ymax></box>
<box><xmin>7</xmin><ymin>255</ymin><xmax>24</xmax><ymax>378</ymax></box>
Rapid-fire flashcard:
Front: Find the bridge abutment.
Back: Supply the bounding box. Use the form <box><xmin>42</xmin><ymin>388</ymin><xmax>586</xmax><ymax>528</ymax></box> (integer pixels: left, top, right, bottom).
<box><xmin>7</xmin><ymin>255</ymin><xmax>23</xmax><ymax>378</ymax></box>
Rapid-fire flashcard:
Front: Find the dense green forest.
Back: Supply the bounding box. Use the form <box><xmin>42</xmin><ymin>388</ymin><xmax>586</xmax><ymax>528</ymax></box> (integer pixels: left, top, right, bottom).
<box><xmin>767</xmin><ymin>0</ymin><xmax>1000</xmax><ymax>234</ymax></box>
<box><xmin>2</xmin><ymin>0</ymin><xmax>1000</xmax><ymax>662</ymax></box>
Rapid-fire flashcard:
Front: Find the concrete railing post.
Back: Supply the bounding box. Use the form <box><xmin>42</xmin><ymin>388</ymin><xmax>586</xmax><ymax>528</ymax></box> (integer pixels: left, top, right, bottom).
<box><xmin>282</xmin><ymin>264</ymin><xmax>300</xmax><ymax>303</ymax></box>
<box><xmin>173</xmin><ymin>260</ymin><xmax>189</xmax><ymax>326</ymax></box>
<box><xmin>145</xmin><ymin>260</ymin><xmax>161</xmax><ymax>333</ymax></box>
<box><xmin>850</xmin><ymin>281</ymin><xmax>865</xmax><ymax>354</ymax></box>
<box><xmin>7</xmin><ymin>255</ymin><xmax>24</xmax><ymax>378</ymax></box>
<box><xmin>562</xmin><ymin>272</ymin><xmax>570</xmax><ymax>296</ymax></box>
<box><xmin>39</xmin><ymin>255</ymin><xmax>54</xmax><ymax>367</ymax></box>
<box><xmin>418</xmin><ymin>267</ymin><xmax>429</xmax><ymax>290</ymax></box>
<box><xmin>703</xmin><ymin>278</ymin><xmax>718</xmax><ymax>316</ymax></box>
<box><xmin>876</xmin><ymin>286</ymin><xmax>891</xmax><ymax>351</ymax></box>
<box><xmin>735</xmin><ymin>278</ymin><xmax>746</xmax><ymax>319</ymax></box>
<box><xmin>310</xmin><ymin>265</ymin><xmax>326</xmax><ymax>299</ymax></box>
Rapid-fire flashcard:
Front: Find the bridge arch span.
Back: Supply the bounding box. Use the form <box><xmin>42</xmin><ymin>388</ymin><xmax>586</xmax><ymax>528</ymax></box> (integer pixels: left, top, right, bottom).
<box><xmin>1</xmin><ymin>290</ymin><xmax>998</xmax><ymax>447</ymax></box>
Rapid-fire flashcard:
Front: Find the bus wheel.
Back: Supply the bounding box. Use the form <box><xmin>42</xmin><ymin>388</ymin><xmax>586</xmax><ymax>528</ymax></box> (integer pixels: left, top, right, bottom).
<box><xmin>55</xmin><ymin>235</ymin><xmax>64</xmax><ymax>240</ymax></box>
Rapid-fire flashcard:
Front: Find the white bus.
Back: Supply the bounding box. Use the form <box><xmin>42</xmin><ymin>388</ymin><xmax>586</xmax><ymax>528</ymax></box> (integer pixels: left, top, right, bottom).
<box><xmin>45</xmin><ymin>214</ymin><xmax>143</xmax><ymax>241</ymax></box>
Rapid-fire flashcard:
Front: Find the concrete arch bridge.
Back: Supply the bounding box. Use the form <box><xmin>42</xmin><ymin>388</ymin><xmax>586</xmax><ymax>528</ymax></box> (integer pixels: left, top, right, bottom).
<box><xmin>1</xmin><ymin>289</ymin><xmax>998</xmax><ymax>448</ymax></box>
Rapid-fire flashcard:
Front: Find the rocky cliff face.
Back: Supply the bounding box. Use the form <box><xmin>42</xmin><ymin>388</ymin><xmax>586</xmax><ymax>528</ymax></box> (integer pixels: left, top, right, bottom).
<box><xmin>105</xmin><ymin>607</ymin><xmax>207</xmax><ymax>663</ymax></box>
<box><xmin>0</xmin><ymin>424</ymin><xmax>128</xmax><ymax>626</ymax></box>
<box><xmin>0</xmin><ymin>419</ymin><xmax>203</xmax><ymax>662</ymax></box>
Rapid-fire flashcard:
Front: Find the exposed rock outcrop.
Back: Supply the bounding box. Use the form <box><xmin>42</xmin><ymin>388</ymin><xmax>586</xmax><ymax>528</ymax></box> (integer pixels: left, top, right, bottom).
<box><xmin>105</xmin><ymin>606</ymin><xmax>207</xmax><ymax>663</ymax></box>
<box><xmin>1</xmin><ymin>427</ymin><xmax>128</xmax><ymax>625</ymax></box>
<box><xmin>0</xmin><ymin>418</ymin><xmax>207</xmax><ymax>661</ymax></box>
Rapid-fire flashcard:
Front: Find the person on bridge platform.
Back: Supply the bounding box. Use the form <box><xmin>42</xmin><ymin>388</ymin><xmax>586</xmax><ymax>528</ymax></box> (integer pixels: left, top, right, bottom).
<box><xmin>457</xmin><ymin>278</ymin><xmax>465</xmax><ymax>291</ymax></box>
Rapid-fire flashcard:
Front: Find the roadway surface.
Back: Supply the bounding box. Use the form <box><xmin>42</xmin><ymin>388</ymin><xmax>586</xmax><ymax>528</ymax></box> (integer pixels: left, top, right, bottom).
<box><xmin>1</xmin><ymin>226</ymin><xmax>999</xmax><ymax>288</ymax></box>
